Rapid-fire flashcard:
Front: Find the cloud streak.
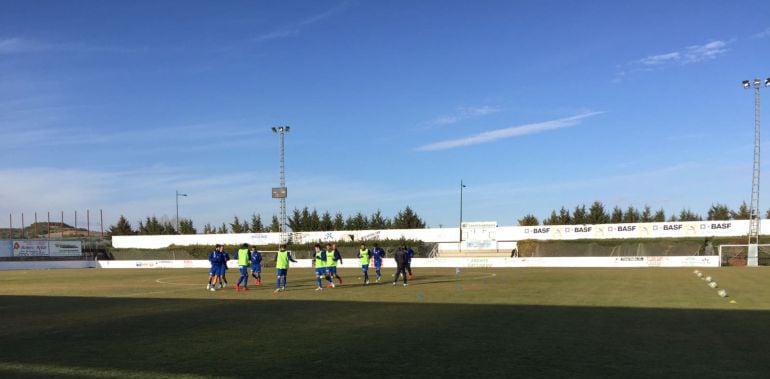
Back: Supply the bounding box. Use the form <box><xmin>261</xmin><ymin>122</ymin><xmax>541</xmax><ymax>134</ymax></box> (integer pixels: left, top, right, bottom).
<box><xmin>637</xmin><ymin>40</ymin><xmax>728</xmax><ymax>66</ymax></box>
<box><xmin>0</xmin><ymin>37</ymin><xmax>139</xmax><ymax>55</ymax></box>
<box><xmin>252</xmin><ymin>1</ymin><xmax>353</xmax><ymax>43</ymax></box>
<box><xmin>615</xmin><ymin>39</ymin><xmax>730</xmax><ymax>81</ymax></box>
<box><xmin>424</xmin><ymin>106</ymin><xmax>501</xmax><ymax>127</ymax></box>
<box><xmin>414</xmin><ymin>111</ymin><xmax>604</xmax><ymax>152</ymax></box>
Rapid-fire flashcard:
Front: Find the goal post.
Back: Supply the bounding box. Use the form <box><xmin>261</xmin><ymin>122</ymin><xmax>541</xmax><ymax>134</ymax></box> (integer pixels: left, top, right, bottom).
<box><xmin>718</xmin><ymin>244</ymin><xmax>770</xmax><ymax>266</ymax></box>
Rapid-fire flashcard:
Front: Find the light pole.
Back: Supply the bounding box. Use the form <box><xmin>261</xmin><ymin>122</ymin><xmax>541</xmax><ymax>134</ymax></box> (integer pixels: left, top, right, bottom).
<box><xmin>176</xmin><ymin>190</ymin><xmax>187</xmax><ymax>234</ymax></box>
<box><xmin>272</xmin><ymin>126</ymin><xmax>290</xmax><ymax>245</ymax></box>
<box><xmin>743</xmin><ymin>77</ymin><xmax>770</xmax><ymax>266</ymax></box>
<box><xmin>460</xmin><ymin>179</ymin><xmax>466</xmax><ymax>247</ymax></box>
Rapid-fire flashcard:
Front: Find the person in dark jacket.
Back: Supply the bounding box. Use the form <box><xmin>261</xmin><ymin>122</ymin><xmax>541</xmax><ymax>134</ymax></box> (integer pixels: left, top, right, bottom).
<box><xmin>393</xmin><ymin>247</ymin><xmax>408</xmax><ymax>286</ymax></box>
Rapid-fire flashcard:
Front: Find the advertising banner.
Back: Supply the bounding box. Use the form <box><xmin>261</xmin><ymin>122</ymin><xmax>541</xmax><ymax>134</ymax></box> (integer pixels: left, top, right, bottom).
<box><xmin>12</xmin><ymin>240</ymin><xmax>82</xmax><ymax>257</ymax></box>
<box><xmin>49</xmin><ymin>241</ymin><xmax>82</xmax><ymax>256</ymax></box>
<box><xmin>0</xmin><ymin>240</ymin><xmax>12</xmax><ymax>257</ymax></box>
<box><xmin>12</xmin><ymin>240</ymin><xmax>49</xmax><ymax>256</ymax></box>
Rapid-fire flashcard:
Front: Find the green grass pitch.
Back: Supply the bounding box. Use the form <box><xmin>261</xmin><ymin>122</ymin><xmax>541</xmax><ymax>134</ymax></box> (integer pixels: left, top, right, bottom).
<box><xmin>1</xmin><ymin>267</ymin><xmax>770</xmax><ymax>378</ymax></box>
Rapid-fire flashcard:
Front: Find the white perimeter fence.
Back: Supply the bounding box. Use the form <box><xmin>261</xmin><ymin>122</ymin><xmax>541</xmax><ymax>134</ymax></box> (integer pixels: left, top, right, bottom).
<box><xmin>0</xmin><ymin>255</ymin><xmax>720</xmax><ymax>271</ymax></box>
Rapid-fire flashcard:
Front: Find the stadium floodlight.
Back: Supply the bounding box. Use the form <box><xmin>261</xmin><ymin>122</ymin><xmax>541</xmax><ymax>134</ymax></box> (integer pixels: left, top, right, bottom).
<box><xmin>272</xmin><ymin>126</ymin><xmax>290</xmax><ymax>244</ymax></box>
<box><xmin>742</xmin><ymin>76</ymin><xmax>768</xmax><ymax>265</ymax></box>
<box><xmin>176</xmin><ymin>190</ymin><xmax>187</xmax><ymax>234</ymax></box>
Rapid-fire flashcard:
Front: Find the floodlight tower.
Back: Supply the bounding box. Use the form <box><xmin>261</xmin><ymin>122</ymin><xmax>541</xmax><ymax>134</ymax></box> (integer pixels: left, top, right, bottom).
<box><xmin>743</xmin><ymin>77</ymin><xmax>770</xmax><ymax>266</ymax></box>
<box><xmin>272</xmin><ymin>126</ymin><xmax>290</xmax><ymax>245</ymax></box>
<box><xmin>175</xmin><ymin>190</ymin><xmax>187</xmax><ymax>234</ymax></box>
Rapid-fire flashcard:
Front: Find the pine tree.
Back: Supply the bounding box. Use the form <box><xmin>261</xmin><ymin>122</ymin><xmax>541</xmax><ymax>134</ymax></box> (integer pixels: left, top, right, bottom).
<box><xmin>320</xmin><ymin>211</ymin><xmax>334</xmax><ymax>231</ymax></box>
<box><xmin>678</xmin><ymin>209</ymin><xmax>702</xmax><ymax>221</ymax></box>
<box><xmin>109</xmin><ymin>215</ymin><xmax>135</xmax><ymax>236</ymax></box>
<box><xmin>230</xmin><ymin>216</ymin><xmax>244</xmax><ymax>233</ymax></box>
<box><xmin>640</xmin><ymin>205</ymin><xmax>653</xmax><ymax>222</ymax></box>
<box><xmin>517</xmin><ymin>214</ymin><xmax>540</xmax><ymax>226</ymax></box>
<box><xmin>270</xmin><ymin>215</ymin><xmax>280</xmax><ymax>232</ymax></box>
<box><xmin>369</xmin><ymin>209</ymin><xmax>389</xmax><ymax>229</ymax></box>
<box><xmin>708</xmin><ymin>203</ymin><xmax>732</xmax><ymax>220</ymax></box>
<box><xmin>203</xmin><ymin>223</ymin><xmax>214</xmax><ymax>234</ymax></box>
<box><xmin>392</xmin><ymin>206</ymin><xmax>426</xmax><ymax>229</ymax></box>
<box><xmin>345</xmin><ymin>212</ymin><xmax>369</xmax><ymax>230</ymax></box>
<box><xmin>250</xmin><ymin>214</ymin><xmax>264</xmax><ymax>233</ymax></box>
<box><xmin>610</xmin><ymin>206</ymin><xmax>623</xmax><ymax>223</ymax></box>
<box><xmin>558</xmin><ymin>207</ymin><xmax>571</xmax><ymax>224</ymax></box>
<box><xmin>544</xmin><ymin>210</ymin><xmax>560</xmax><ymax>225</ymax></box>
<box><xmin>587</xmin><ymin>201</ymin><xmax>610</xmax><ymax>224</ymax></box>
<box><xmin>288</xmin><ymin>208</ymin><xmax>303</xmax><ymax>232</ymax></box>
<box><xmin>218</xmin><ymin>223</ymin><xmax>228</xmax><ymax>234</ymax></box>
<box><xmin>308</xmin><ymin>209</ymin><xmax>321</xmax><ymax>231</ymax></box>
<box><xmin>161</xmin><ymin>220</ymin><xmax>176</xmax><ymax>235</ymax></box>
<box><xmin>654</xmin><ymin>208</ymin><xmax>666</xmax><ymax>222</ymax></box>
<box><xmin>333</xmin><ymin>213</ymin><xmax>345</xmax><ymax>230</ymax></box>
<box><xmin>139</xmin><ymin>216</ymin><xmax>164</xmax><ymax>235</ymax></box>
<box><xmin>179</xmin><ymin>218</ymin><xmax>197</xmax><ymax>234</ymax></box>
<box><xmin>732</xmin><ymin>201</ymin><xmax>751</xmax><ymax>220</ymax></box>
<box><xmin>300</xmin><ymin>207</ymin><xmax>312</xmax><ymax>231</ymax></box>
<box><xmin>572</xmin><ymin>205</ymin><xmax>587</xmax><ymax>224</ymax></box>
<box><xmin>622</xmin><ymin>206</ymin><xmax>640</xmax><ymax>223</ymax></box>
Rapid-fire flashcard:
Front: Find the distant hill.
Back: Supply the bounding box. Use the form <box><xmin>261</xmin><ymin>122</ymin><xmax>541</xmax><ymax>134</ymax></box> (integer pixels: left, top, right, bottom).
<box><xmin>0</xmin><ymin>222</ymin><xmax>103</xmax><ymax>239</ymax></box>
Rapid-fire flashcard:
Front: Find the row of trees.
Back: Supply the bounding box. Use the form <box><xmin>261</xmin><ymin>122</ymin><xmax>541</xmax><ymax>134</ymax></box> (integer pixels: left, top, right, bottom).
<box><xmin>287</xmin><ymin>206</ymin><xmax>425</xmax><ymax>231</ymax></box>
<box><xmin>517</xmin><ymin>201</ymin><xmax>754</xmax><ymax>226</ymax></box>
<box><xmin>108</xmin><ymin>206</ymin><xmax>426</xmax><ymax>236</ymax></box>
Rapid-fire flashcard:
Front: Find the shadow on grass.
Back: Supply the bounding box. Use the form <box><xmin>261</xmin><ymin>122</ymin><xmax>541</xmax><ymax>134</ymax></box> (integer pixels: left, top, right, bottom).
<box><xmin>0</xmin><ymin>295</ymin><xmax>768</xmax><ymax>378</ymax></box>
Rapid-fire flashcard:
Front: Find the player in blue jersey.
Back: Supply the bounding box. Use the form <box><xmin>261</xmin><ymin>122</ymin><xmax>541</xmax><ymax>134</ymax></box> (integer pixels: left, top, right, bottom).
<box><xmin>220</xmin><ymin>249</ymin><xmax>231</xmax><ymax>288</ymax></box>
<box><xmin>312</xmin><ymin>244</ymin><xmax>329</xmax><ymax>291</ymax></box>
<box><xmin>249</xmin><ymin>246</ymin><xmax>263</xmax><ymax>285</ymax></box>
<box><xmin>206</xmin><ymin>244</ymin><xmax>225</xmax><ymax>291</ymax></box>
<box><xmin>405</xmin><ymin>245</ymin><xmax>414</xmax><ymax>280</ymax></box>
<box><xmin>325</xmin><ymin>243</ymin><xmax>343</xmax><ymax>286</ymax></box>
<box><xmin>358</xmin><ymin>243</ymin><xmax>373</xmax><ymax>285</ymax></box>
<box><xmin>274</xmin><ymin>244</ymin><xmax>298</xmax><ymax>293</ymax></box>
<box><xmin>372</xmin><ymin>243</ymin><xmax>386</xmax><ymax>283</ymax></box>
<box><xmin>234</xmin><ymin>243</ymin><xmax>251</xmax><ymax>291</ymax></box>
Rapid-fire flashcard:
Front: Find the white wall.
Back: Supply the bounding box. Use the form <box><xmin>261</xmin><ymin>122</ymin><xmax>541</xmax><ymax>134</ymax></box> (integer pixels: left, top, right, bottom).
<box><xmin>113</xmin><ymin>219</ymin><xmax>761</xmax><ymax>249</ymax></box>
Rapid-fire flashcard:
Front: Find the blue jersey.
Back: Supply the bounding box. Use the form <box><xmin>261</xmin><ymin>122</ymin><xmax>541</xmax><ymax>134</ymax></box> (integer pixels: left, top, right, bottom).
<box><xmin>250</xmin><ymin>251</ymin><xmax>262</xmax><ymax>265</ymax></box>
<box><xmin>406</xmin><ymin>248</ymin><xmax>414</xmax><ymax>262</ymax></box>
<box><xmin>208</xmin><ymin>251</ymin><xmax>224</xmax><ymax>266</ymax></box>
<box><xmin>373</xmin><ymin>247</ymin><xmax>385</xmax><ymax>265</ymax></box>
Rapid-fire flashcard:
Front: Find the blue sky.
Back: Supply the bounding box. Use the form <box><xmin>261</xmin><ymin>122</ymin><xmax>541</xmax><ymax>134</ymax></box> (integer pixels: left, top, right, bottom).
<box><xmin>2</xmin><ymin>0</ymin><xmax>770</xmax><ymax>230</ymax></box>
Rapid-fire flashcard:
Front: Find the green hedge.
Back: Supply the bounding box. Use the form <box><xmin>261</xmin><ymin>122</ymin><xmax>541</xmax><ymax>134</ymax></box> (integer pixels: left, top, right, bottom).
<box><xmin>109</xmin><ymin>239</ymin><xmax>429</xmax><ymax>263</ymax></box>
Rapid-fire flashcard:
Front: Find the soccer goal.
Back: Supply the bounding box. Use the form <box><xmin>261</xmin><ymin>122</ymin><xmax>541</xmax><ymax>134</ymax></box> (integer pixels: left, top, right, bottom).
<box><xmin>718</xmin><ymin>244</ymin><xmax>770</xmax><ymax>266</ymax></box>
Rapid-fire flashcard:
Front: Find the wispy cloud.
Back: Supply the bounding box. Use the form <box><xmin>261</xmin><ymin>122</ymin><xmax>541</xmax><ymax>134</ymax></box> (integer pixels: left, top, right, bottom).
<box><xmin>639</xmin><ymin>40</ymin><xmax>728</xmax><ymax>66</ymax></box>
<box><xmin>252</xmin><ymin>1</ymin><xmax>353</xmax><ymax>43</ymax></box>
<box><xmin>254</xmin><ymin>29</ymin><xmax>300</xmax><ymax>42</ymax></box>
<box><xmin>752</xmin><ymin>27</ymin><xmax>770</xmax><ymax>39</ymax></box>
<box><xmin>424</xmin><ymin>106</ymin><xmax>501</xmax><ymax>127</ymax></box>
<box><xmin>0</xmin><ymin>37</ymin><xmax>139</xmax><ymax>55</ymax></box>
<box><xmin>414</xmin><ymin>111</ymin><xmax>604</xmax><ymax>152</ymax></box>
<box><xmin>615</xmin><ymin>39</ymin><xmax>730</xmax><ymax>81</ymax></box>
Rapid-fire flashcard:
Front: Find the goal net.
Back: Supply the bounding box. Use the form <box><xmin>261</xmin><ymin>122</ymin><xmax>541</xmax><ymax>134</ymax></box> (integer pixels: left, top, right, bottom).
<box><xmin>718</xmin><ymin>244</ymin><xmax>770</xmax><ymax>266</ymax></box>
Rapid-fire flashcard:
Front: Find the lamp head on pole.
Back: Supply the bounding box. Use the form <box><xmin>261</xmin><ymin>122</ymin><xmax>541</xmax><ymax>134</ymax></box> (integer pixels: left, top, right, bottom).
<box><xmin>754</xmin><ymin>79</ymin><xmax>762</xmax><ymax>88</ymax></box>
<box><xmin>743</xmin><ymin>80</ymin><xmax>751</xmax><ymax>89</ymax></box>
<box><xmin>272</xmin><ymin>126</ymin><xmax>290</xmax><ymax>133</ymax></box>
<box><xmin>765</xmin><ymin>78</ymin><xmax>770</xmax><ymax>87</ymax></box>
